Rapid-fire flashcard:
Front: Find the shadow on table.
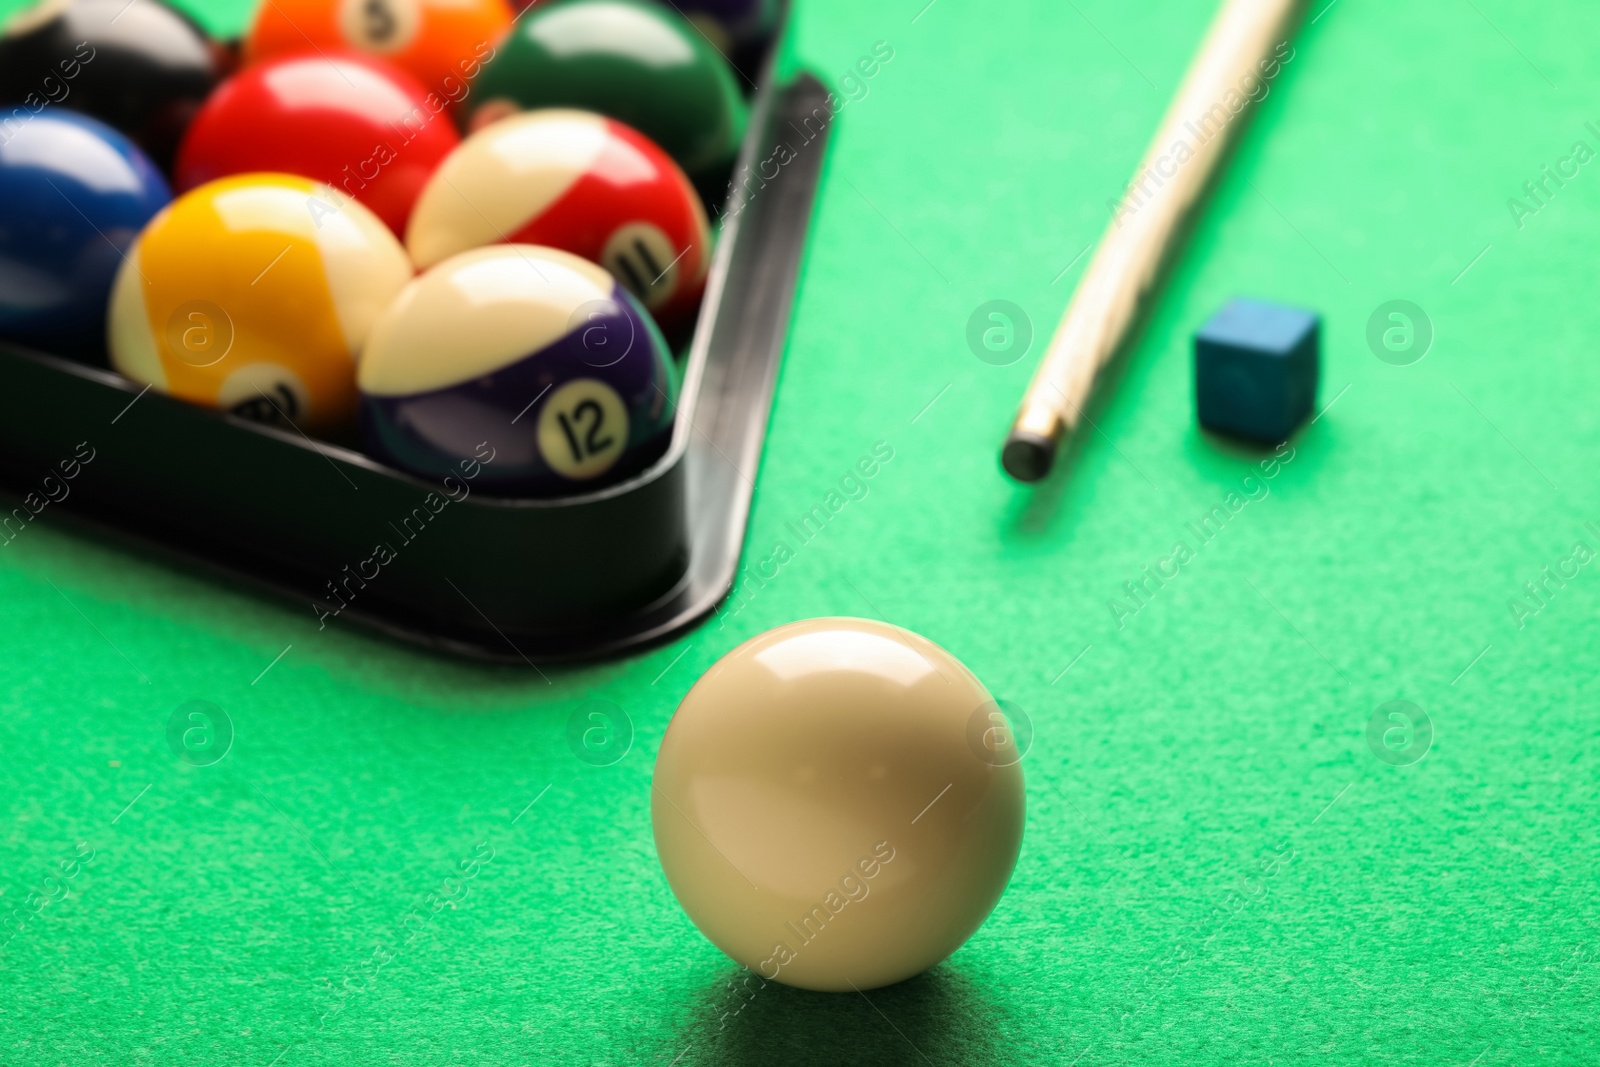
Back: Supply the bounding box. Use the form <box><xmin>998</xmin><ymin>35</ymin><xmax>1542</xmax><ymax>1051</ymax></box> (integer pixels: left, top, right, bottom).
<box><xmin>703</xmin><ymin>963</ymin><xmax>1005</xmax><ymax>1067</ymax></box>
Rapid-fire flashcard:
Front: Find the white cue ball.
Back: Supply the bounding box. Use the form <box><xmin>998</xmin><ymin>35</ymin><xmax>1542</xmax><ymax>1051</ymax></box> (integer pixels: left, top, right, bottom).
<box><xmin>651</xmin><ymin>617</ymin><xmax>1026</xmax><ymax>992</ymax></box>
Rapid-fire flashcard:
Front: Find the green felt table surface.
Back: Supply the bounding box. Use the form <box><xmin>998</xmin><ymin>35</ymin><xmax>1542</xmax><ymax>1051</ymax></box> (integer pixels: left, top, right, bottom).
<box><xmin>3</xmin><ymin>0</ymin><xmax>1599</xmax><ymax>1063</ymax></box>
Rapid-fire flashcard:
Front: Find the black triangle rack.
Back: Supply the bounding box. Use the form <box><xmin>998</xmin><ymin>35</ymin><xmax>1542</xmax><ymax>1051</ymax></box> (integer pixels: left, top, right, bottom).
<box><xmin>0</xmin><ymin>68</ymin><xmax>831</xmax><ymax>665</ymax></box>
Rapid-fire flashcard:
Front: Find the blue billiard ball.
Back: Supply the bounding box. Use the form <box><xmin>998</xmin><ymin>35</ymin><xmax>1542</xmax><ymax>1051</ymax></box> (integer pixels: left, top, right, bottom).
<box><xmin>359</xmin><ymin>245</ymin><xmax>679</xmax><ymax>498</ymax></box>
<box><xmin>0</xmin><ymin>108</ymin><xmax>171</xmax><ymax>359</ymax></box>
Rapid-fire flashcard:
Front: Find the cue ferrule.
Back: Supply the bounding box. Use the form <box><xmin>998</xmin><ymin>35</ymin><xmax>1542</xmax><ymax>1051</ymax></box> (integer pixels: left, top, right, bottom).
<box><xmin>1003</xmin><ymin>0</ymin><xmax>1306</xmax><ymax>484</ymax></box>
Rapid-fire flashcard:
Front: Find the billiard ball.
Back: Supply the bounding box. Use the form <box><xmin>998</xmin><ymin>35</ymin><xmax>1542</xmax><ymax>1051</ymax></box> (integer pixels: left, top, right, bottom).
<box><xmin>468</xmin><ymin>0</ymin><xmax>747</xmax><ymax>197</ymax></box>
<box><xmin>0</xmin><ymin>0</ymin><xmax>226</xmax><ymax>169</ymax></box>
<box><xmin>652</xmin><ymin>617</ymin><xmax>1026</xmax><ymax>992</ymax></box>
<box><xmin>407</xmin><ymin>110</ymin><xmax>710</xmax><ymax>332</ymax></box>
<box><xmin>656</xmin><ymin>0</ymin><xmax>780</xmax><ymax>80</ymax></box>
<box><xmin>108</xmin><ymin>174</ymin><xmax>412</xmax><ymax>432</ymax></box>
<box><xmin>176</xmin><ymin>54</ymin><xmax>460</xmax><ymax>237</ymax></box>
<box><xmin>359</xmin><ymin>245</ymin><xmax>678</xmax><ymax>496</ymax></box>
<box><xmin>0</xmin><ymin>109</ymin><xmax>170</xmax><ymax>359</ymax></box>
<box><xmin>244</xmin><ymin>0</ymin><xmax>510</xmax><ymax>103</ymax></box>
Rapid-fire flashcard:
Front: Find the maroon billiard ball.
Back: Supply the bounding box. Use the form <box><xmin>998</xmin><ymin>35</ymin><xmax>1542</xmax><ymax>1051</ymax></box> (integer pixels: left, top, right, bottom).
<box><xmin>406</xmin><ymin>109</ymin><xmax>711</xmax><ymax>333</ymax></box>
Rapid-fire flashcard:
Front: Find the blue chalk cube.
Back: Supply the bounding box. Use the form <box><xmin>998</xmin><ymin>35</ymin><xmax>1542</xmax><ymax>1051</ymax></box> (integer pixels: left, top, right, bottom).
<box><xmin>1194</xmin><ymin>298</ymin><xmax>1319</xmax><ymax>443</ymax></box>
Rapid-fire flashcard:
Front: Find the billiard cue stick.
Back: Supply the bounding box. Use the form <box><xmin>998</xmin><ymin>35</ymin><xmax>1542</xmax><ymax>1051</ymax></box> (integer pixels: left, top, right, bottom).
<box><xmin>1001</xmin><ymin>0</ymin><xmax>1305</xmax><ymax>483</ymax></box>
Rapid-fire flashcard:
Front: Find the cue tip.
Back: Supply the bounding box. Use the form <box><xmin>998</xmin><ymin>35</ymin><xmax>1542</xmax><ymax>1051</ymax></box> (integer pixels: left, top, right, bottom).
<box><xmin>1001</xmin><ymin>430</ymin><xmax>1057</xmax><ymax>484</ymax></box>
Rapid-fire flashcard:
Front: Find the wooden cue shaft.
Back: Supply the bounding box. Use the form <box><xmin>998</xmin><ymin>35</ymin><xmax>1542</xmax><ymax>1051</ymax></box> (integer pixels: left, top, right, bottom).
<box><xmin>1002</xmin><ymin>0</ymin><xmax>1305</xmax><ymax>483</ymax></box>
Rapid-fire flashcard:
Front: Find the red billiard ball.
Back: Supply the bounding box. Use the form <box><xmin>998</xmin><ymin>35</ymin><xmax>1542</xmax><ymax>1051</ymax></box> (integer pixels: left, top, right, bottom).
<box><xmin>174</xmin><ymin>52</ymin><xmax>460</xmax><ymax>237</ymax></box>
<box><xmin>406</xmin><ymin>110</ymin><xmax>711</xmax><ymax>333</ymax></box>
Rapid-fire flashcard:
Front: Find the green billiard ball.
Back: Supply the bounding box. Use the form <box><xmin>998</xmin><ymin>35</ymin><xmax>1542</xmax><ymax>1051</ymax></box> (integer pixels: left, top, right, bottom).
<box><xmin>468</xmin><ymin>0</ymin><xmax>748</xmax><ymax>197</ymax></box>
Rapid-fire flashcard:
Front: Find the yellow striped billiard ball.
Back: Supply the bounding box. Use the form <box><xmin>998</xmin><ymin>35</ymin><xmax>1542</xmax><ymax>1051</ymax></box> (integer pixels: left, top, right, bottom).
<box><xmin>108</xmin><ymin>173</ymin><xmax>413</xmax><ymax>433</ymax></box>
